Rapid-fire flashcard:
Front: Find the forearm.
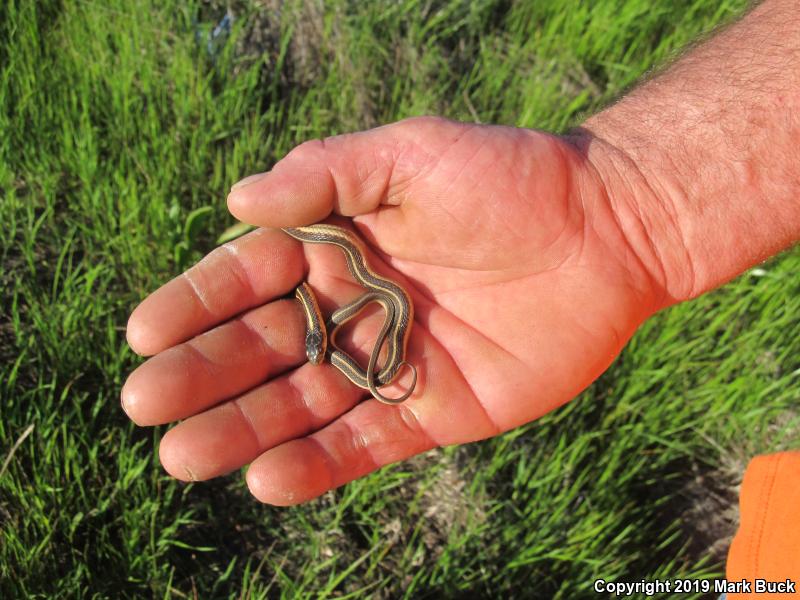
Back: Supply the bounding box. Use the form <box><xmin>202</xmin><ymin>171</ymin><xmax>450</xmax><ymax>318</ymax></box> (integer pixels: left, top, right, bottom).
<box><xmin>580</xmin><ymin>0</ymin><xmax>800</xmax><ymax>304</ymax></box>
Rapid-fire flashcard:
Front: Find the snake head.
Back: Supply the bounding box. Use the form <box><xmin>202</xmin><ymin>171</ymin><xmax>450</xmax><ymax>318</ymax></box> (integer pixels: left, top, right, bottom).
<box><xmin>305</xmin><ymin>330</ymin><xmax>325</xmax><ymax>365</ymax></box>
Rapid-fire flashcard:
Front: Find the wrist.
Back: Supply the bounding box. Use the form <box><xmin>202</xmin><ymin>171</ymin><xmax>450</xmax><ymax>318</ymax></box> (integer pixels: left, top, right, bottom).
<box><xmin>566</xmin><ymin>123</ymin><xmax>698</xmax><ymax>309</ymax></box>
<box><xmin>574</xmin><ymin>0</ymin><xmax>800</xmax><ymax>308</ymax></box>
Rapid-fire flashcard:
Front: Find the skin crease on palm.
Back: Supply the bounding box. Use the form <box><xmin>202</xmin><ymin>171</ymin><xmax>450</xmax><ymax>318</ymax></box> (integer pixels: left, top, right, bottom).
<box><xmin>121</xmin><ymin>116</ymin><xmax>674</xmax><ymax>506</ymax></box>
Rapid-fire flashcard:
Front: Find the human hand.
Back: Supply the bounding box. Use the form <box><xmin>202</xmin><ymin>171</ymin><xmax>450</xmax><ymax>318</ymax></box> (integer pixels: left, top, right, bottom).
<box><xmin>122</xmin><ymin>116</ymin><xmax>670</xmax><ymax>505</ymax></box>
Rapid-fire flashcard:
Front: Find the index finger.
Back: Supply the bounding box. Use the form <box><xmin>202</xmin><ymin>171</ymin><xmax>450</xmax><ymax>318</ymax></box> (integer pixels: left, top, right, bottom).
<box><xmin>126</xmin><ymin>227</ymin><xmax>304</xmax><ymax>356</ymax></box>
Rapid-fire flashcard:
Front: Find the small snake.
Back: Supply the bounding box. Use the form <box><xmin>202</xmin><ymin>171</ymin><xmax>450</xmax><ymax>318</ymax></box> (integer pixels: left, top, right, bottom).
<box><xmin>283</xmin><ymin>224</ymin><xmax>417</xmax><ymax>404</ymax></box>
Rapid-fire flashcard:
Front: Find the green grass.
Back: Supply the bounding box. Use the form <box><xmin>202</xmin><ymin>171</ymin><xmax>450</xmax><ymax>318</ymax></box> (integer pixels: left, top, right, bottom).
<box><xmin>2</xmin><ymin>0</ymin><xmax>798</xmax><ymax>597</ymax></box>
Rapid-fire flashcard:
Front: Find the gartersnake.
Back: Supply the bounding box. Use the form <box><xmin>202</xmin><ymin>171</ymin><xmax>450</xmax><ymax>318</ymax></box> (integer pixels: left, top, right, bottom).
<box><xmin>283</xmin><ymin>224</ymin><xmax>417</xmax><ymax>404</ymax></box>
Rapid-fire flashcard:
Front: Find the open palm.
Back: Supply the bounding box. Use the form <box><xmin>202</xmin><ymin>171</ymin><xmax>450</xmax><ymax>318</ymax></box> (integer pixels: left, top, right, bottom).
<box><xmin>122</xmin><ymin>117</ymin><xmax>664</xmax><ymax>505</ymax></box>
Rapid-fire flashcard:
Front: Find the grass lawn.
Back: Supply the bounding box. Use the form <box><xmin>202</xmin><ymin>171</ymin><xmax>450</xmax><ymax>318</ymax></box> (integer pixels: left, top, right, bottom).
<box><xmin>2</xmin><ymin>0</ymin><xmax>798</xmax><ymax>597</ymax></box>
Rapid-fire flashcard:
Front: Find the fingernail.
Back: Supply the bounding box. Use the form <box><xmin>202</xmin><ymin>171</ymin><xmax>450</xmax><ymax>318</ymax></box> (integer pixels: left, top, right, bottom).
<box><xmin>231</xmin><ymin>172</ymin><xmax>267</xmax><ymax>191</ymax></box>
<box><xmin>120</xmin><ymin>386</ymin><xmax>133</xmax><ymax>418</ymax></box>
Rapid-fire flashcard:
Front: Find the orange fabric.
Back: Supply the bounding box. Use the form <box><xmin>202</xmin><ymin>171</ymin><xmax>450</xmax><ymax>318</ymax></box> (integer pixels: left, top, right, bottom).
<box><xmin>727</xmin><ymin>452</ymin><xmax>800</xmax><ymax>598</ymax></box>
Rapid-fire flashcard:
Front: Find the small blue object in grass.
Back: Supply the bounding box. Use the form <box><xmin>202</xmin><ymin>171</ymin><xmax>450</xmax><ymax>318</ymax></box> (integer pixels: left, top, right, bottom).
<box><xmin>208</xmin><ymin>13</ymin><xmax>232</xmax><ymax>56</ymax></box>
<box><xmin>193</xmin><ymin>12</ymin><xmax>233</xmax><ymax>61</ymax></box>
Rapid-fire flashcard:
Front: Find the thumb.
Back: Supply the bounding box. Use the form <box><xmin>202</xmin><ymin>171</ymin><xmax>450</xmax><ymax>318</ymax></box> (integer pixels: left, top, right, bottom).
<box><xmin>227</xmin><ymin>124</ymin><xmax>401</xmax><ymax>228</ymax></box>
<box><xmin>226</xmin><ymin>116</ymin><xmax>465</xmax><ymax>228</ymax></box>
